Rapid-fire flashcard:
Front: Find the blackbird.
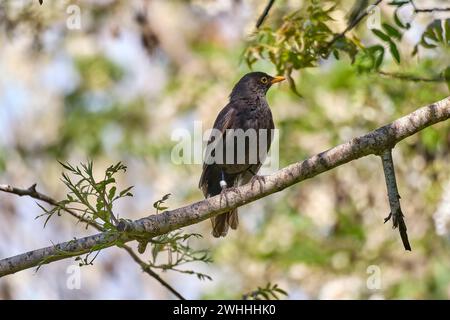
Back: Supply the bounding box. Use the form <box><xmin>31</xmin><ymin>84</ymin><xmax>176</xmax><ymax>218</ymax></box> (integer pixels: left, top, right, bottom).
<box><xmin>199</xmin><ymin>72</ymin><xmax>285</xmax><ymax>237</ymax></box>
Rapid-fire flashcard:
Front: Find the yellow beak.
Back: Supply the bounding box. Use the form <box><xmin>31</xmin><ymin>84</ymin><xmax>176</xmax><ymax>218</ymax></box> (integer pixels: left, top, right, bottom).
<box><xmin>271</xmin><ymin>76</ymin><xmax>286</xmax><ymax>84</ymax></box>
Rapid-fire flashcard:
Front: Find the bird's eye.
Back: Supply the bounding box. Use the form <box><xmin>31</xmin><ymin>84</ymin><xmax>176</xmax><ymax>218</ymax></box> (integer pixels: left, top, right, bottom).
<box><xmin>260</xmin><ymin>77</ymin><xmax>268</xmax><ymax>84</ymax></box>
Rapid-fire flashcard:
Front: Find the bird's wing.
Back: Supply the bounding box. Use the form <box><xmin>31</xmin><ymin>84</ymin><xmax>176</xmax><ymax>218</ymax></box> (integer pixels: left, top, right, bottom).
<box><xmin>198</xmin><ymin>103</ymin><xmax>236</xmax><ymax>189</ymax></box>
<box><xmin>239</xmin><ymin>108</ymin><xmax>274</xmax><ymax>184</ymax></box>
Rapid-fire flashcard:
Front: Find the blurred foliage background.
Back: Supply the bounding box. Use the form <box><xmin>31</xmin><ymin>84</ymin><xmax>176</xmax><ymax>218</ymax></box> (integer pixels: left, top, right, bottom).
<box><xmin>0</xmin><ymin>0</ymin><xmax>449</xmax><ymax>299</ymax></box>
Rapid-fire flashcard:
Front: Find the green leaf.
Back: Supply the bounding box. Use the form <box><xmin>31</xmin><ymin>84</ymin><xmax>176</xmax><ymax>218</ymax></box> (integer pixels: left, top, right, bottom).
<box><xmin>372</xmin><ymin>29</ymin><xmax>391</xmax><ymax>42</ymax></box>
<box><xmin>138</xmin><ymin>241</ymin><xmax>148</xmax><ymax>254</ymax></box>
<box><xmin>162</xmin><ymin>193</ymin><xmax>171</xmax><ymax>201</ymax></box>
<box><xmin>374</xmin><ymin>49</ymin><xmax>385</xmax><ymax>69</ymax></box>
<box><xmin>388</xmin><ymin>1</ymin><xmax>410</xmax><ymax>6</ymax></box>
<box><xmin>97</xmin><ymin>210</ymin><xmax>109</xmax><ymax>221</ymax></box>
<box><xmin>445</xmin><ymin>19</ymin><xmax>450</xmax><ymax>44</ymax></box>
<box><xmin>420</xmin><ymin>38</ymin><xmax>437</xmax><ymax>49</ymax></box>
<box><xmin>354</xmin><ymin>49</ymin><xmax>376</xmax><ymax>73</ymax></box>
<box><xmin>153</xmin><ymin>193</ymin><xmax>171</xmax><ymax>211</ymax></box>
<box><xmin>419</xmin><ymin>19</ymin><xmax>447</xmax><ymax>50</ymax></box>
<box><xmin>389</xmin><ymin>41</ymin><xmax>401</xmax><ymax>63</ymax></box>
<box><xmin>58</xmin><ymin>161</ymin><xmax>75</xmax><ymax>172</ymax></box>
<box><xmin>382</xmin><ymin>23</ymin><xmax>402</xmax><ymax>40</ymax></box>
<box><xmin>370</xmin><ymin>45</ymin><xmax>385</xmax><ymax>70</ymax></box>
<box><xmin>274</xmin><ymin>287</ymin><xmax>288</xmax><ymax>296</ymax></box>
<box><xmin>81</xmin><ymin>161</ymin><xmax>93</xmax><ymax>177</ymax></box>
<box><xmin>96</xmin><ymin>199</ymin><xmax>104</xmax><ymax>212</ymax></box>
<box><xmin>260</xmin><ymin>290</ymin><xmax>270</xmax><ymax>300</ymax></box>
<box><xmin>151</xmin><ymin>243</ymin><xmax>164</xmax><ymax>262</ymax></box>
<box><xmin>119</xmin><ymin>186</ymin><xmax>134</xmax><ymax>197</ymax></box>
<box><xmin>108</xmin><ymin>186</ymin><xmax>116</xmax><ymax>201</ymax></box>
<box><xmin>394</xmin><ymin>9</ymin><xmax>409</xmax><ymax>29</ymax></box>
<box><xmin>332</xmin><ymin>49</ymin><xmax>340</xmax><ymax>60</ymax></box>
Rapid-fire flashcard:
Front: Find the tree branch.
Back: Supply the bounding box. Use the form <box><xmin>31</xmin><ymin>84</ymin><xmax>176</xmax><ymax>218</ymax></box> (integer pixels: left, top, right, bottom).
<box><xmin>327</xmin><ymin>0</ymin><xmax>383</xmax><ymax>51</ymax></box>
<box><xmin>120</xmin><ymin>245</ymin><xmax>186</xmax><ymax>300</ymax></box>
<box><xmin>256</xmin><ymin>0</ymin><xmax>276</xmax><ymax>29</ymax></box>
<box><xmin>0</xmin><ymin>183</ymin><xmax>185</xmax><ymax>299</ymax></box>
<box><xmin>410</xmin><ymin>0</ymin><xmax>450</xmax><ymax>13</ymax></box>
<box><xmin>380</xmin><ymin>149</ymin><xmax>411</xmax><ymax>251</ymax></box>
<box><xmin>414</xmin><ymin>7</ymin><xmax>450</xmax><ymax>13</ymax></box>
<box><xmin>378</xmin><ymin>71</ymin><xmax>446</xmax><ymax>83</ymax></box>
<box><xmin>0</xmin><ymin>183</ymin><xmax>102</xmax><ymax>230</ymax></box>
<box><xmin>0</xmin><ymin>95</ymin><xmax>449</xmax><ymax>277</ymax></box>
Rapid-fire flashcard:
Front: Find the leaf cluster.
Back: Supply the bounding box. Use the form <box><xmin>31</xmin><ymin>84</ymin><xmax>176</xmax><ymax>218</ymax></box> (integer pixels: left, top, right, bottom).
<box><xmin>242</xmin><ymin>282</ymin><xmax>288</xmax><ymax>300</ymax></box>
<box><xmin>36</xmin><ymin>161</ymin><xmax>133</xmax><ymax>230</ymax></box>
<box><xmin>245</xmin><ymin>1</ymin><xmax>353</xmax><ymax>74</ymax></box>
<box><xmin>245</xmin><ymin>0</ymin><xmax>449</xmax><ymax>86</ymax></box>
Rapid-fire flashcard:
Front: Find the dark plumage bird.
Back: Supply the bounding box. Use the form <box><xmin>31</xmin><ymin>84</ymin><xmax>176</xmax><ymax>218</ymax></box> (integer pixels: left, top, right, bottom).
<box><xmin>199</xmin><ymin>72</ymin><xmax>285</xmax><ymax>237</ymax></box>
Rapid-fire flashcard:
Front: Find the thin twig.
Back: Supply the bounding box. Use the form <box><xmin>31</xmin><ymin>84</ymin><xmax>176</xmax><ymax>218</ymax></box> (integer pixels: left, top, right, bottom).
<box><xmin>410</xmin><ymin>0</ymin><xmax>450</xmax><ymax>13</ymax></box>
<box><xmin>380</xmin><ymin>149</ymin><xmax>411</xmax><ymax>251</ymax></box>
<box><xmin>256</xmin><ymin>0</ymin><xmax>276</xmax><ymax>29</ymax></box>
<box><xmin>415</xmin><ymin>7</ymin><xmax>450</xmax><ymax>13</ymax></box>
<box><xmin>0</xmin><ymin>183</ymin><xmax>185</xmax><ymax>299</ymax></box>
<box><xmin>379</xmin><ymin>71</ymin><xmax>445</xmax><ymax>83</ymax></box>
<box><xmin>326</xmin><ymin>0</ymin><xmax>383</xmax><ymax>51</ymax></box>
<box><xmin>120</xmin><ymin>245</ymin><xmax>186</xmax><ymax>300</ymax></box>
<box><xmin>89</xmin><ymin>172</ymin><xmax>119</xmax><ymax>226</ymax></box>
<box><xmin>0</xmin><ymin>183</ymin><xmax>56</xmax><ymax>204</ymax></box>
<box><xmin>0</xmin><ymin>184</ymin><xmax>102</xmax><ymax>230</ymax></box>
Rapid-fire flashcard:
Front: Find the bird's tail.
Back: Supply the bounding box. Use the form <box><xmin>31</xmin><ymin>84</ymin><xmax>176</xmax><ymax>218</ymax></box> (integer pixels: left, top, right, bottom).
<box><xmin>211</xmin><ymin>209</ymin><xmax>239</xmax><ymax>238</ymax></box>
<box><xmin>200</xmin><ymin>165</ymin><xmax>239</xmax><ymax>237</ymax></box>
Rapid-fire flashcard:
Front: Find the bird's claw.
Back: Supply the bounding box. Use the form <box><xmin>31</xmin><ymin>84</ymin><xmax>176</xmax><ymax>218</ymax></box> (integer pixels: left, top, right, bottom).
<box><xmin>219</xmin><ymin>187</ymin><xmax>227</xmax><ymax>206</ymax></box>
<box><xmin>250</xmin><ymin>175</ymin><xmax>266</xmax><ymax>192</ymax></box>
<box><xmin>384</xmin><ymin>212</ymin><xmax>392</xmax><ymax>224</ymax></box>
<box><xmin>219</xmin><ymin>186</ymin><xmax>243</xmax><ymax>206</ymax></box>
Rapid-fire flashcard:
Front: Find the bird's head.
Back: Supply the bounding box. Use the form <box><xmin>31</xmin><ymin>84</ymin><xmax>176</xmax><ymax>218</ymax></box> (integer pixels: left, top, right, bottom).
<box><xmin>229</xmin><ymin>72</ymin><xmax>285</xmax><ymax>101</ymax></box>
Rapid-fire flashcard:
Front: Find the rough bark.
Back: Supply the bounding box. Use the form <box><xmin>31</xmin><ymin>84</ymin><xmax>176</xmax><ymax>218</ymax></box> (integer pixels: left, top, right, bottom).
<box><xmin>380</xmin><ymin>149</ymin><xmax>411</xmax><ymax>250</ymax></box>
